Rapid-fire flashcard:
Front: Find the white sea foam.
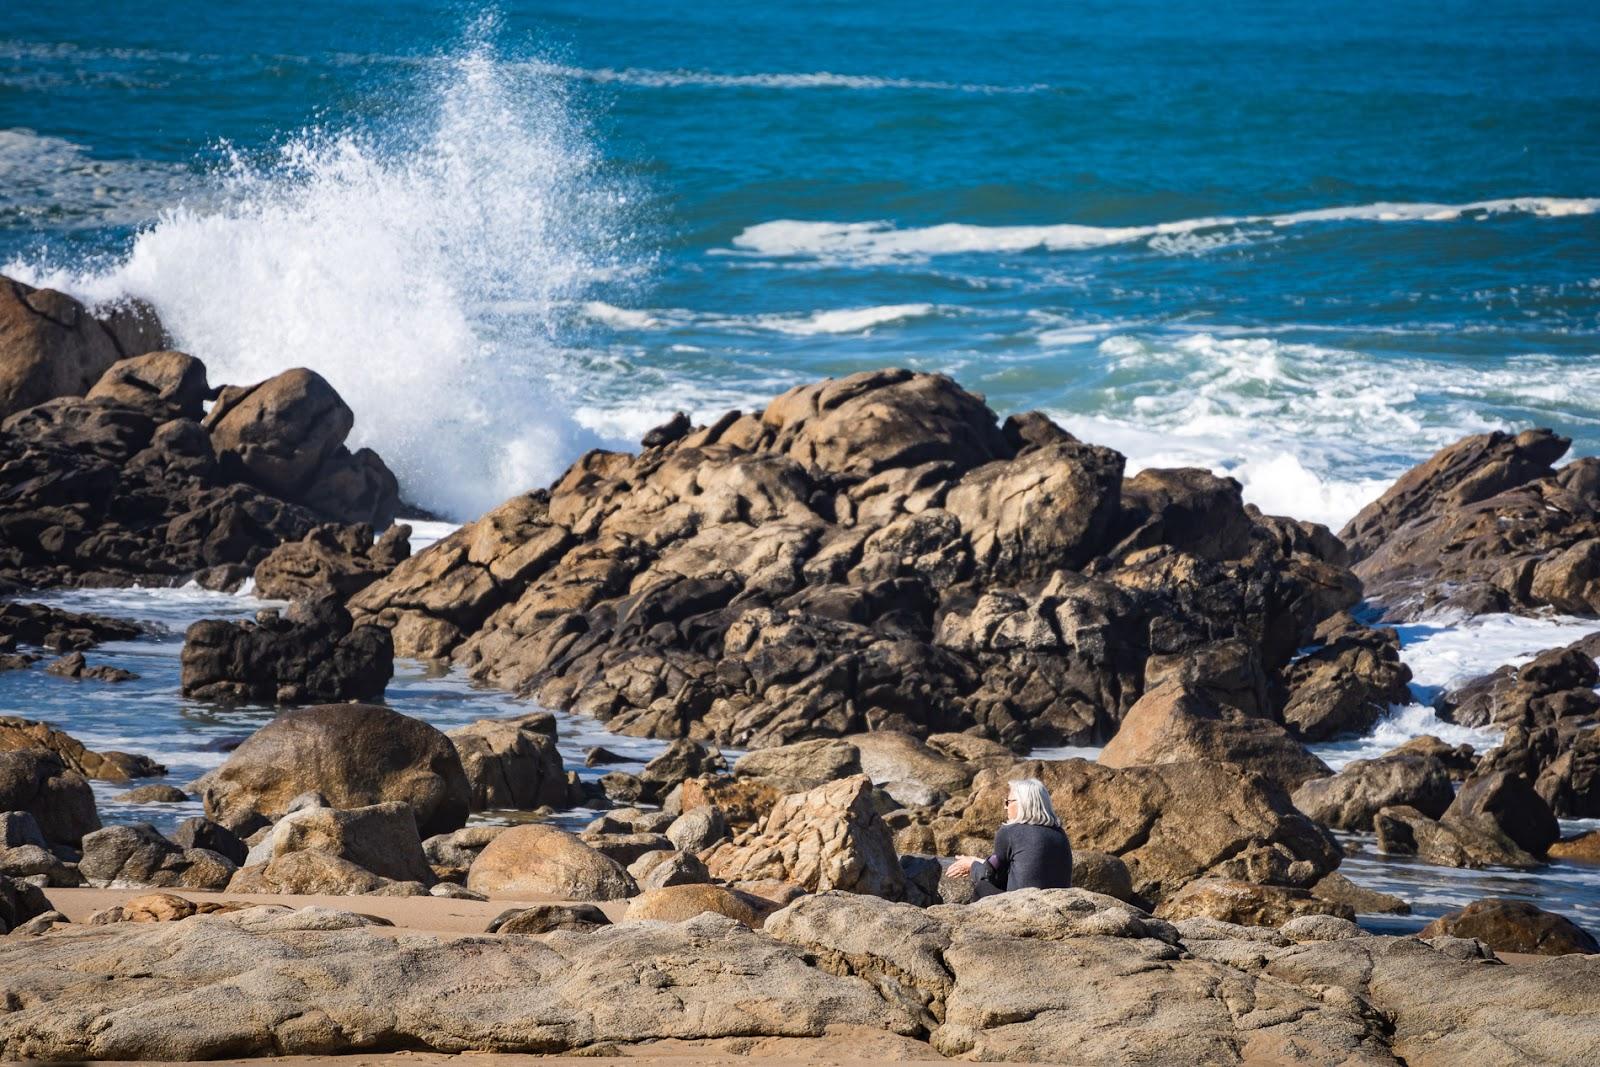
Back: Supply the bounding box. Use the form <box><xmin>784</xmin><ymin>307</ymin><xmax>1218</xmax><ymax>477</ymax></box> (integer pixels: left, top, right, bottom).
<box><xmin>520</xmin><ymin>61</ymin><xmax>1043</xmax><ymax>95</ymax></box>
<box><xmin>1039</xmin><ymin>331</ymin><xmax>1600</xmax><ymax>528</ymax></box>
<box><xmin>0</xmin><ymin>128</ymin><xmax>188</xmax><ymax>229</ymax></box>
<box><xmin>1313</xmin><ymin>612</ymin><xmax>1600</xmax><ymax>769</ymax></box>
<box><xmin>729</xmin><ymin>197</ymin><xmax>1600</xmax><ymax>261</ymax></box>
<box><xmin>753</xmin><ymin>303</ymin><xmax>939</xmax><ymax>335</ymax></box>
<box><xmin>8</xmin><ymin>21</ymin><xmax>633</xmax><ymax>521</ymax></box>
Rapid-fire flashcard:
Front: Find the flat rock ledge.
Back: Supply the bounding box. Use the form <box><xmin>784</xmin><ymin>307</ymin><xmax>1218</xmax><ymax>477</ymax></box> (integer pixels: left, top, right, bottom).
<box><xmin>2</xmin><ymin>889</ymin><xmax>1597</xmax><ymax>1065</ymax></box>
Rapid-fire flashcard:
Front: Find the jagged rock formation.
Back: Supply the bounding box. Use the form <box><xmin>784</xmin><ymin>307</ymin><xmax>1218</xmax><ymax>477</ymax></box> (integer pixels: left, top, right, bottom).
<box><xmin>252</xmin><ymin>522</ymin><xmax>412</xmax><ymax>602</ymax></box>
<box><xmin>0</xmin><ymin>277</ymin><xmax>401</xmax><ymax>590</ymax></box>
<box><xmin>353</xmin><ymin>370</ymin><xmax>1357</xmax><ymax>747</ymax></box>
<box><xmin>0</xmin><ymin>716</ymin><xmax>164</xmax><ymax>782</ymax></box>
<box><xmin>1341</xmin><ymin>429</ymin><xmax>1600</xmax><ymax>619</ymax></box>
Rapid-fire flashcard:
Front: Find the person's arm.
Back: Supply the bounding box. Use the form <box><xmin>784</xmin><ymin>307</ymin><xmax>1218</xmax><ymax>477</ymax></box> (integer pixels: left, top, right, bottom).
<box><xmin>974</xmin><ymin>825</ymin><xmax>1012</xmax><ymax>884</ymax></box>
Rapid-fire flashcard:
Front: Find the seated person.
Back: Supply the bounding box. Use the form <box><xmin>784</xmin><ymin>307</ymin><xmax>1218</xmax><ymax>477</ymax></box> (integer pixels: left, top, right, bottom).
<box><xmin>947</xmin><ymin>778</ymin><xmax>1072</xmax><ymax>897</ymax></box>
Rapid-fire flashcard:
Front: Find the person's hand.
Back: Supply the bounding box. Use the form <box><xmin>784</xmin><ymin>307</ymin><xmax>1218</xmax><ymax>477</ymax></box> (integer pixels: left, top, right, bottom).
<box><xmin>947</xmin><ymin>855</ymin><xmax>981</xmax><ymax>878</ymax></box>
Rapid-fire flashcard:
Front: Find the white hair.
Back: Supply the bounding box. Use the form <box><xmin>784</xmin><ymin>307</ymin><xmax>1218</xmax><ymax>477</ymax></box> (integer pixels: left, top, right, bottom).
<box><xmin>1006</xmin><ymin>778</ymin><xmax>1061</xmax><ymax>829</ymax></box>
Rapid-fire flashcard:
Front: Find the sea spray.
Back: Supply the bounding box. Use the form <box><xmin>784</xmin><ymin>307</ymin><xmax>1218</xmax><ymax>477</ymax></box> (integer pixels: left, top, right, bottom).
<box><xmin>9</xmin><ymin>18</ymin><xmax>638</xmax><ymax>520</ymax></box>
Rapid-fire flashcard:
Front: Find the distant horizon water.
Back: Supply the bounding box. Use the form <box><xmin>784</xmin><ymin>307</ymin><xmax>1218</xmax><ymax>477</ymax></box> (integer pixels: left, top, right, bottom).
<box><xmin>4</xmin><ymin>1</ymin><xmax>1599</xmax><ymax>525</ymax></box>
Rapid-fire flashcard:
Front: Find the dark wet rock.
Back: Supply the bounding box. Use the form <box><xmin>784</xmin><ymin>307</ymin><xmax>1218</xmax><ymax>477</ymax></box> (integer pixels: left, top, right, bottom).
<box><xmin>1437</xmin><ymin>643</ymin><xmax>1600</xmax><ymax>729</ymax></box>
<box><xmin>252</xmin><ymin>522</ymin><xmax>411</xmax><ymax>603</ymax></box>
<box><xmin>1290</xmin><ymin>753</ymin><xmax>1454</xmax><ymax>831</ymax></box>
<box><xmin>0</xmin><ymin>602</ymin><xmax>140</xmax><ymax>652</ymax></box>
<box><xmin>583</xmin><ymin>745</ymin><xmax>624</xmax><ymax>767</ymax></box>
<box><xmin>1099</xmin><ymin>682</ymin><xmax>1331</xmax><ymax>792</ymax></box>
<box><xmin>198</xmin><ymin>703</ymin><xmax>470</xmax><ymax>838</ymax></box>
<box><xmin>180</xmin><ymin>598</ymin><xmax>392</xmax><ymax>703</ymax></box>
<box><xmin>1419</xmin><ymin>898</ymin><xmax>1600</xmax><ymax>956</ymax></box>
<box><xmin>638</xmin><ymin>739</ymin><xmax>725</xmax><ymax>802</ymax></box>
<box><xmin>0</xmin><ymin>316</ymin><xmax>399</xmax><ymax>590</ymax></box>
<box><xmin>1476</xmin><ymin>715</ymin><xmax>1600</xmax><ymax>819</ymax></box>
<box><xmin>1443</xmin><ymin>771</ymin><xmax>1559</xmax><ymax>858</ymax></box>
<box><xmin>352</xmin><ymin>370</ymin><xmax>1358</xmax><ymax>748</ymax></box>
<box><xmin>44</xmin><ymin>651</ymin><xmax>137</xmax><ymax>682</ymax></box>
<box><xmin>1341</xmin><ymin>428</ymin><xmax>1600</xmax><ymax>619</ymax></box>
<box><xmin>487</xmin><ymin>902</ymin><xmax>611</xmax><ymax>934</ymax></box>
<box><xmin>0</xmin><ymin>874</ymin><xmax>53</xmax><ymax>935</ymax></box>
<box><xmin>1279</xmin><ymin>614</ymin><xmax>1412</xmax><ymax>741</ymax></box>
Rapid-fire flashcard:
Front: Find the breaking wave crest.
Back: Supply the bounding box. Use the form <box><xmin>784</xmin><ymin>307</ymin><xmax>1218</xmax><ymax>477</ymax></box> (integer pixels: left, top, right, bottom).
<box><xmin>8</xmin><ymin>17</ymin><xmax>634</xmax><ymax>520</ymax></box>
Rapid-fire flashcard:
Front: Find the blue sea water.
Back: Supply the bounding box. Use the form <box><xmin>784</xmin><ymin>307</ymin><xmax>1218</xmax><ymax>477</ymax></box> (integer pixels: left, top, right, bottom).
<box><xmin>3</xmin><ymin>0</ymin><xmax>1598</xmax><ymax>523</ymax></box>
<box><xmin>3</xmin><ymin>3</ymin><xmax>1600</xmax><ymax>928</ymax></box>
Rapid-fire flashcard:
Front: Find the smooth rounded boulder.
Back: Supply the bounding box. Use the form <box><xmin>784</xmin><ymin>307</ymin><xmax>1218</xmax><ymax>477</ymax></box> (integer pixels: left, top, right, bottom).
<box><xmin>0</xmin><ymin>277</ymin><xmax>123</xmax><ymax>419</ymax></box>
<box><xmin>203</xmin><ymin>368</ymin><xmax>354</xmax><ymax>498</ymax></box>
<box><xmin>466</xmin><ymin>824</ymin><xmax>637</xmax><ymax>900</ymax></box>
<box><xmin>0</xmin><ymin>750</ymin><xmax>99</xmax><ymax>845</ymax></box>
<box><xmin>200</xmin><ymin>704</ymin><xmax>470</xmax><ymax>837</ymax></box>
<box><xmin>1419</xmin><ymin>898</ymin><xmax>1600</xmax><ymax>956</ymax></box>
<box><xmin>622</xmin><ymin>883</ymin><xmax>770</xmax><ymax>928</ymax></box>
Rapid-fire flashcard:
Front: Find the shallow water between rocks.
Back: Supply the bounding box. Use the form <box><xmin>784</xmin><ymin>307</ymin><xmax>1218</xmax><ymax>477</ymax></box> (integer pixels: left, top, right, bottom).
<box><xmin>3</xmin><ymin>577</ymin><xmax>1598</xmax><ymax>936</ymax></box>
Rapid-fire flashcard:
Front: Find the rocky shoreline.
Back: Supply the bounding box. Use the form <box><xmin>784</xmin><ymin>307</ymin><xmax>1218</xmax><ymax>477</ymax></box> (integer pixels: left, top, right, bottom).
<box><xmin>2</xmin><ymin>276</ymin><xmax>1599</xmax><ymax>1063</ymax></box>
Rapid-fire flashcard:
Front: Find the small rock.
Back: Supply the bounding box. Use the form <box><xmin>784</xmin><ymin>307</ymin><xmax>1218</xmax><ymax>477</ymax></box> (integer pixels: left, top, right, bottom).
<box><xmin>114</xmin><ymin>784</ymin><xmax>189</xmax><ymax>803</ymax></box>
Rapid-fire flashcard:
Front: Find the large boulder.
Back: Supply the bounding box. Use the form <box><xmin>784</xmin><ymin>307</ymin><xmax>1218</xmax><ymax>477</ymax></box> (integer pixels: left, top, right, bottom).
<box><xmin>85</xmin><ymin>351</ymin><xmax>207</xmax><ymax>421</ymax></box>
<box><xmin>732</xmin><ymin>738</ymin><xmax>862</xmax><ymax>784</ymax></box>
<box><xmin>1340</xmin><ymin>429</ymin><xmax>1600</xmax><ymax>619</ymax></box>
<box><xmin>1099</xmin><ymin>682</ymin><xmax>1331</xmax><ymax>792</ymax></box>
<box><xmin>0</xmin><ymin>749</ymin><xmax>98</xmax><ymax>845</ymax></box>
<box><xmin>703</xmin><ymin>775</ymin><xmax>905</xmax><ymax>900</ymax></box>
<box><xmin>1290</xmin><ymin>753</ymin><xmax>1454</xmax><ymax>830</ymax></box>
<box><xmin>0</xmin><ymin>277</ymin><xmax>123</xmax><ymax>419</ymax></box>
<box><xmin>930</xmin><ymin>759</ymin><xmax>1342</xmax><ymax>904</ymax></box>
<box><xmin>203</xmin><ymin>368</ymin><xmax>354</xmax><ymax>500</ymax></box>
<box><xmin>1442</xmin><ymin>771</ymin><xmax>1559</xmax><ymax>858</ymax></box>
<box><xmin>465</xmin><ymin>824</ymin><xmax>637</xmax><ymax>900</ymax></box>
<box><xmin>180</xmin><ymin>600</ymin><xmax>392</xmax><ymax>704</ymax></box>
<box><xmin>261</xmin><ymin>801</ymin><xmax>434</xmax><ymax>885</ymax></box>
<box><xmin>77</xmin><ymin>823</ymin><xmax>234</xmax><ymax>890</ymax></box>
<box><xmin>622</xmin><ymin>884</ymin><xmax>770</xmax><ymax>928</ymax></box>
<box><xmin>200</xmin><ymin>704</ymin><xmax>470</xmax><ymax>837</ymax></box>
<box><xmin>1419</xmin><ymin>898</ymin><xmax>1599</xmax><ymax>956</ymax></box>
<box><xmin>848</xmin><ymin>731</ymin><xmax>974</xmax><ymax>792</ymax></box>
<box><xmin>1437</xmin><ymin>642</ymin><xmax>1600</xmax><ymax>729</ymax></box>
<box><xmin>1373</xmin><ymin>805</ymin><xmax>1540</xmax><ymax>869</ymax></box>
<box><xmin>226</xmin><ymin>851</ymin><xmax>396</xmax><ymax>895</ymax></box>
<box><xmin>447</xmin><ymin>714</ymin><xmax>568</xmax><ymax>811</ymax></box>
<box><xmin>252</xmin><ymin>523</ymin><xmax>410</xmax><ymax>602</ymax></box>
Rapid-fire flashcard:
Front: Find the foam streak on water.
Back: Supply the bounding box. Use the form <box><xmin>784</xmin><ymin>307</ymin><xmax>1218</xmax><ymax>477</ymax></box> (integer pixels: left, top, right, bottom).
<box><xmin>729</xmin><ymin>197</ymin><xmax>1600</xmax><ymax>262</ymax></box>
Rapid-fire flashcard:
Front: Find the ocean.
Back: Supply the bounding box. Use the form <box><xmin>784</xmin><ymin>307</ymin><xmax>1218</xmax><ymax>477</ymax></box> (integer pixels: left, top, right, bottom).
<box><xmin>3</xmin><ymin>2</ymin><xmax>1600</xmax><ymax>928</ymax></box>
